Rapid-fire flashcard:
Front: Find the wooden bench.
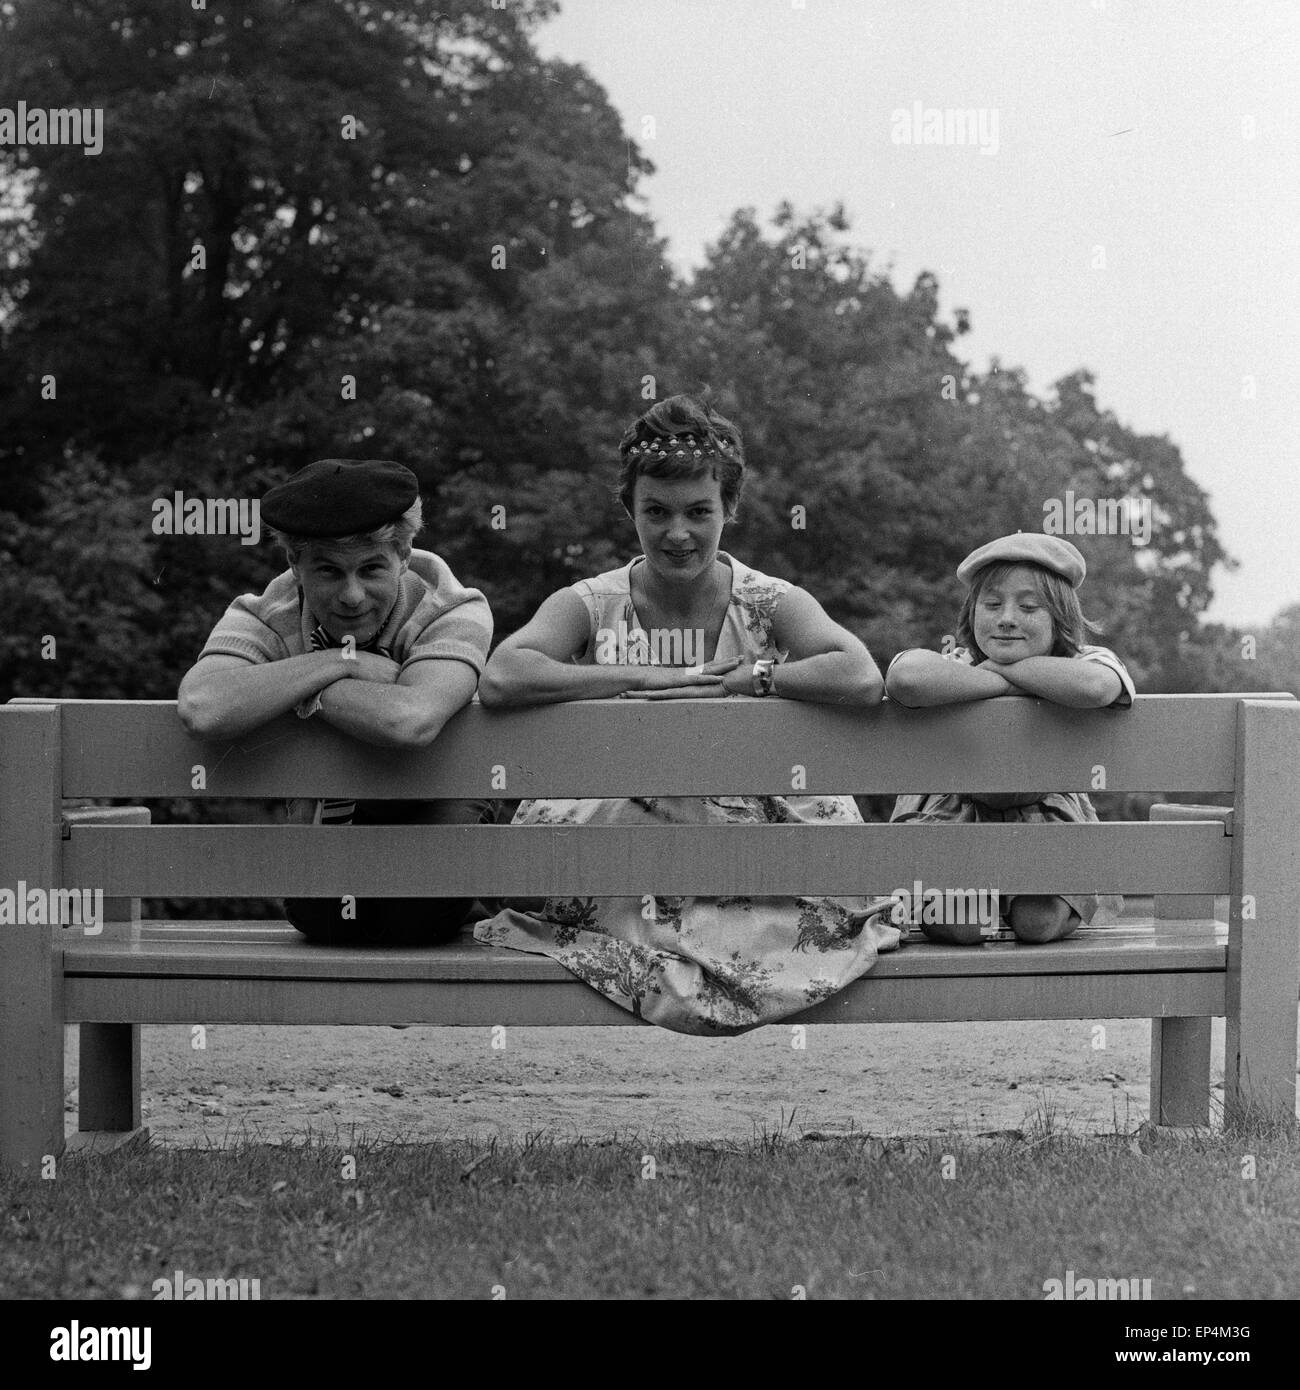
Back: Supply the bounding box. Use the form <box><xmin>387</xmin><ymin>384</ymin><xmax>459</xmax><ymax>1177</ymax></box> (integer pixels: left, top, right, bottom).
<box><xmin>3</xmin><ymin>693</ymin><xmax>1299</xmax><ymax>1172</ymax></box>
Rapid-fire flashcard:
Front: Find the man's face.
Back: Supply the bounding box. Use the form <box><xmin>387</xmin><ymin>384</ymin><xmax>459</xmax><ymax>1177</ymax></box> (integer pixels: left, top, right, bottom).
<box><xmin>292</xmin><ymin>539</ymin><xmax>407</xmax><ymax>647</ymax></box>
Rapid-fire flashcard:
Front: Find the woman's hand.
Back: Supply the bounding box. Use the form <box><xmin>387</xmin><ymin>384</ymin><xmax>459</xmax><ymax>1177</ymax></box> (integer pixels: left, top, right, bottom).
<box><xmin>620</xmin><ymin>656</ymin><xmax>744</xmax><ymax>700</ymax></box>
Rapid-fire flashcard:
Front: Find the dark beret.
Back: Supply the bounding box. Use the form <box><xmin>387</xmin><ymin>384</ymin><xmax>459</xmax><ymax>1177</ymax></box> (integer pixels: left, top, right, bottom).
<box><xmin>957</xmin><ymin>532</ymin><xmax>1086</xmax><ymax>588</ymax></box>
<box><xmin>260</xmin><ymin>459</ymin><xmax>419</xmax><ymax>537</ymax></box>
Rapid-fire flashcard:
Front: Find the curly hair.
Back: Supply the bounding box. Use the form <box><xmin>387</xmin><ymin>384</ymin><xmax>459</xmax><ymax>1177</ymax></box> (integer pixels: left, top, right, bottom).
<box><xmin>614</xmin><ymin>393</ymin><xmax>746</xmax><ymax>520</ymax></box>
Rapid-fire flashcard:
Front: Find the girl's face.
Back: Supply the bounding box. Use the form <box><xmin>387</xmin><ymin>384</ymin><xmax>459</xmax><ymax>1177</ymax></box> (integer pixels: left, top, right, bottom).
<box><xmin>971</xmin><ymin>564</ymin><xmax>1055</xmax><ymax>662</ymax></box>
<box><xmin>630</xmin><ymin>471</ymin><xmax>728</xmax><ymax>584</ymax></box>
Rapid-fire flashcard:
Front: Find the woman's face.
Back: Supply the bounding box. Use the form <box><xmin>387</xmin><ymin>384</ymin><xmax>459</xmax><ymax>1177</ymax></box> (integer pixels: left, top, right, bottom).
<box><xmin>971</xmin><ymin>564</ymin><xmax>1055</xmax><ymax>662</ymax></box>
<box><xmin>631</xmin><ymin>470</ymin><xmax>728</xmax><ymax>584</ymax></box>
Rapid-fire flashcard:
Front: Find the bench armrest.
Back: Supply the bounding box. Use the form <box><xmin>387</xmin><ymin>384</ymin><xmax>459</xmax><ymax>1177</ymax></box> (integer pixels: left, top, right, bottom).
<box><xmin>61</xmin><ymin>806</ymin><xmax>150</xmax><ymax>937</ymax></box>
<box><xmin>1148</xmin><ymin>804</ymin><xmax>1231</xmax><ymax>922</ymax></box>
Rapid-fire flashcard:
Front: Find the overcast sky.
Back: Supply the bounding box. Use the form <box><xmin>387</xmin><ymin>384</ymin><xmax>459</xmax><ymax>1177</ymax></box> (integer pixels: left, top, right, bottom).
<box><xmin>535</xmin><ymin>0</ymin><xmax>1299</xmax><ymax>628</ymax></box>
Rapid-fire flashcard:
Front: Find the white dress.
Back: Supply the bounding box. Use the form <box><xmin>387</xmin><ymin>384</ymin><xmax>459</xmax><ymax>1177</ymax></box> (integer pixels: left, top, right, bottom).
<box><xmin>473</xmin><ymin>552</ymin><xmax>901</xmax><ymax>1035</ymax></box>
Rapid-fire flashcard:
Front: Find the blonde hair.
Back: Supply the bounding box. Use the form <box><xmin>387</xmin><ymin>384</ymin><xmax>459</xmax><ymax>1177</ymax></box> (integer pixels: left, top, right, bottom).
<box><xmin>956</xmin><ymin>559</ymin><xmax>1102</xmax><ymax>662</ymax></box>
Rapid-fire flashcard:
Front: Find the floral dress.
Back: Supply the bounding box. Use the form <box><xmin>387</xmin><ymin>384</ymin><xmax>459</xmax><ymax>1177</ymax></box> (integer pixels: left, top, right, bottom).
<box><xmin>473</xmin><ymin>552</ymin><xmax>901</xmax><ymax>1035</ymax></box>
<box><xmin>889</xmin><ymin>644</ymin><xmax>1136</xmax><ymax>925</ymax></box>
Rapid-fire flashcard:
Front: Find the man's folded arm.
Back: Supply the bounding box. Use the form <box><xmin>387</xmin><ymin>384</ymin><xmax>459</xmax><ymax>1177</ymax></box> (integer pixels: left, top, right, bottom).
<box><xmin>177</xmin><ymin>651</ymin><xmax>351</xmax><ymax>740</ymax></box>
<box><xmin>316</xmin><ymin>657</ymin><xmax>479</xmax><ymax>749</ymax></box>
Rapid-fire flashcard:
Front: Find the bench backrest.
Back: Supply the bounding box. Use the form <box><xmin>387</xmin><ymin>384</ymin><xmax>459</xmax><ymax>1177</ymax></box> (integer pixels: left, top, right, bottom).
<box><xmin>2</xmin><ymin>694</ymin><xmax>1298</xmax><ymax>904</ymax></box>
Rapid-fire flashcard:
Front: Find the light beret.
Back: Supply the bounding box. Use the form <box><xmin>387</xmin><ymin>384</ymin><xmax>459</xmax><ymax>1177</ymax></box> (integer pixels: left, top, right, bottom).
<box><xmin>957</xmin><ymin>532</ymin><xmax>1086</xmax><ymax>588</ymax></box>
<box><xmin>260</xmin><ymin>459</ymin><xmax>419</xmax><ymax>538</ymax></box>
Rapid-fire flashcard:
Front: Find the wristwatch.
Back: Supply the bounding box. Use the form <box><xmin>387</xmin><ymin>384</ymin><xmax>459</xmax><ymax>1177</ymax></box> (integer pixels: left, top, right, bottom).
<box><xmin>751</xmin><ymin>658</ymin><xmax>776</xmax><ymax>697</ymax></box>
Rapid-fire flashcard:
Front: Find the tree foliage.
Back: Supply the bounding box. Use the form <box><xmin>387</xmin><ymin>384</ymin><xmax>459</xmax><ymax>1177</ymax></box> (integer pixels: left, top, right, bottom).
<box><xmin>0</xmin><ymin>0</ymin><xmax>1269</xmax><ymax>709</ymax></box>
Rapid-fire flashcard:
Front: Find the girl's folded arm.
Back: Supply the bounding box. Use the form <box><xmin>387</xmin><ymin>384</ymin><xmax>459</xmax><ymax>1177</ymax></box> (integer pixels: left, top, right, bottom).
<box><xmin>993</xmin><ymin>655</ymin><xmax>1122</xmax><ymax>708</ymax></box>
<box><xmin>885</xmin><ymin>649</ymin><xmax>1017</xmax><ymax>707</ymax></box>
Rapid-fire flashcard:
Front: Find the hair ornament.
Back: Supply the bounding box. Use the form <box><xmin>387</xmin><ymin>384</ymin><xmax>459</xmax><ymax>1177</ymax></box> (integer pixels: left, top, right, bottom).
<box><xmin>627</xmin><ymin>431</ymin><xmax>737</xmax><ymax>461</ymax></box>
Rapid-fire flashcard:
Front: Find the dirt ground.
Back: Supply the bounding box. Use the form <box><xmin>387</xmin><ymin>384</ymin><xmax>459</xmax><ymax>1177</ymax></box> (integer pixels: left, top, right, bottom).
<box><xmin>64</xmin><ymin>1016</ymin><xmax>1250</xmax><ymax>1147</ymax></box>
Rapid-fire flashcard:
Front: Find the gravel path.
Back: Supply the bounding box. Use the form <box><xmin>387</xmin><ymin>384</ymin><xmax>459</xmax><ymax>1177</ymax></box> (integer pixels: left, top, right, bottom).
<box><xmin>64</xmin><ymin>1017</ymin><xmax>1244</xmax><ymax>1146</ymax></box>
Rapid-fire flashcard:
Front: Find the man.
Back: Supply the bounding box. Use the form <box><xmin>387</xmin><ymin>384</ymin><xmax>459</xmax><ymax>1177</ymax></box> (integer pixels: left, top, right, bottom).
<box><xmin>178</xmin><ymin>458</ymin><xmax>494</xmax><ymax>943</ymax></box>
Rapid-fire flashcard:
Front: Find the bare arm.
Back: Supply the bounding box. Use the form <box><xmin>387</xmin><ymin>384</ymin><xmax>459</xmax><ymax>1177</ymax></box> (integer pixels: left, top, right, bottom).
<box><xmin>177</xmin><ymin>651</ymin><xmax>354</xmax><ymax>740</ymax></box>
<box><xmin>624</xmin><ymin>585</ymin><xmax>883</xmax><ymax>706</ymax></box>
<box><xmin>885</xmin><ymin>649</ymin><xmax>1020</xmax><ymax>707</ymax></box>
<box><xmin>986</xmin><ymin>655</ymin><xmax>1123</xmax><ymax>709</ymax></box>
<box><xmin>316</xmin><ymin>657</ymin><xmax>479</xmax><ymax>748</ymax></box>
<box><xmin>478</xmin><ymin>589</ymin><xmax>738</xmax><ymax>708</ymax></box>
<box><xmin>761</xmin><ymin>586</ymin><xmax>883</xmax><ymax>706</ymax></box>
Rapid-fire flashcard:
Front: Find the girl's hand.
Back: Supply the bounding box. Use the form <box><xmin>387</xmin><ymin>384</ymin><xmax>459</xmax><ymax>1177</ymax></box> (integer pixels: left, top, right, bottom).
<box><xmin>970</xmin><ymin>654</ymin><xmax>1125</xmax><ymax>709</ymax></box>
<box><xmin>970</xmin><ymin>791</ymin><xmax>1048</xmax><ymax>810</ymax></box>
<box><xmin>971</xmin><ymin>659</ymin><xmax>1026</xmax><ymax>693</ymax></box>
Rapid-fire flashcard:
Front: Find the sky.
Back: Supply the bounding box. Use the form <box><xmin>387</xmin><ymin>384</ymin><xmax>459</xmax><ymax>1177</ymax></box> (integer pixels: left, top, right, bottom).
<box><xmin>535</xmin><ymin>0</ymin><xmax>1299</xmax><ymax>628</ymax></box>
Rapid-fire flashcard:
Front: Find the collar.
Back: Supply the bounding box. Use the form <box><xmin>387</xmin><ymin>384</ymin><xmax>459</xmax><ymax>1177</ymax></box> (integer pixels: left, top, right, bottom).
<box><xmin>297</xmin><ymin>586</ymin><xmax>401</xmax><ymax>657</ymax></box>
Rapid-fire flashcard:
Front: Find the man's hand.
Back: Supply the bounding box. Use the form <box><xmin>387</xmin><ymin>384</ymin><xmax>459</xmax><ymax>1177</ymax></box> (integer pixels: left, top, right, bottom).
<box><xmin>344</xmin><ymin>652</ymin><xmax>402</xmax><ymax>685</ymax></box>
<box><xmin>318</xmin><ymin>658</ymin><xmax>478</xmax><ymax>748</ymax></box>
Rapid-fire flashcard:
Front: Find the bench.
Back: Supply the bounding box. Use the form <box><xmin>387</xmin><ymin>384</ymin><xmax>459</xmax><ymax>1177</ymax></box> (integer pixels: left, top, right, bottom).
<box><xmin>2</xmin><ymin>692</ymin><xmax>1299</xmax><ymax>1172</ymax></box>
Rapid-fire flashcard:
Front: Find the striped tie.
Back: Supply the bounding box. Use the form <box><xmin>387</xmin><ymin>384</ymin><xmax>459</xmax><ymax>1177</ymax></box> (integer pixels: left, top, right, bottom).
<box><xmin>307</xmin><ymin>623</ymin><xmax>393</xmax><ymax>825</ymax></box>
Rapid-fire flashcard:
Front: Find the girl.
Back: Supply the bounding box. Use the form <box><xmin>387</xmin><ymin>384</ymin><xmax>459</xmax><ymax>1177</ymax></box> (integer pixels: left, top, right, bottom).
<box><xmin>886</xmin><ymin>533</ymin><xmax>1135</xmax><ymax>945</ymax></box>
<box><xmin>474</xmin><ymin>393</ymin><xmax>900</xmax><ymax>1033</ymax></box>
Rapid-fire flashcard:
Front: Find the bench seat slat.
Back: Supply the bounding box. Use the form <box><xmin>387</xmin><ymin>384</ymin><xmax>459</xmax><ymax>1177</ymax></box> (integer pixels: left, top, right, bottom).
<box><xmin>63</xmin><ymin>822</ymin><xmax>1232</xmax><ymax>896</ymax></box>
<box><xmin>60</xmin><ymin>921</ymin><xmax>1227</xmax><ymax>981</ymax></box>
<box><xmin>60</xmin><ymin>969</ymin><xmax>1227</xmax><ymax>1027</ymax></box>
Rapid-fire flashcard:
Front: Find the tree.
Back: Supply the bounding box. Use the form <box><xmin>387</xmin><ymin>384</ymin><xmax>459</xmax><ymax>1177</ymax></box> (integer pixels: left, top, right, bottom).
<box><xmin>684</xmin><ymin>205</ymin><xmax>1233</xmax><ymax>688</ymax></box>
<box><xmin>0</xmin><ymin>6</ymin><xmax>1244</xmax><ymax>705</ymax></box>
<box><xmin>0</xmin><ymin>0</ymin><xmax>688</xmax><ymax>695</ymax></box>
<box><xmin>0</xmin><ymin>454</ymin><xmax>161</xmax><ymax>697</ymax></box>
<box><xmin>684</xmin><ymin>203</ymin><xmax>978</xmax><ymax>662</ymax></box>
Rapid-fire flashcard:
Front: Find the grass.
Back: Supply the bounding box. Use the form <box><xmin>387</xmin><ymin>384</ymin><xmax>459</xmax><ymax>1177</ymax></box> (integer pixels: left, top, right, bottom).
<box><xmin>4</xmin><ymin>1107</ymin><xmax>1300</xmax><ymax>1300</ymax></box>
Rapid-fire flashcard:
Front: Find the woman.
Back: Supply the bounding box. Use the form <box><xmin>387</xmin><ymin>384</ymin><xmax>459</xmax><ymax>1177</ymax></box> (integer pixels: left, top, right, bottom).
<box><xmin>475</xmin><ymin>394</ymin><xmax>900</xmax><ymax>1033</ymax></box>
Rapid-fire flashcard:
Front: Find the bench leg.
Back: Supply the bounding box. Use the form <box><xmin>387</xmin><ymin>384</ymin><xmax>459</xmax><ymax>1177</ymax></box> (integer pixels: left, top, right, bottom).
<box><xmin>0</xmin><ymin>703</ymin><xmax>65</xmax><ymax>1173</ymax></box>
<box><xmin>0</xmin><ymin>975</ymin><xmax>66</xmax><ymax>1173</ymax></box>
<box><xmin>1149</xmin><ymin>1017</ymin><xmax>1211</xmax><ymax>1127</ymax></box>
<box><xmin>1226</xmin><ymin>701</ymin><xmax>1300</xmax><ymax>1128</ymax></box>
<box><xmin>78</xmin><ymin>1024</ymin><xmax>141</xmax><ymax>1134</ymax></box>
